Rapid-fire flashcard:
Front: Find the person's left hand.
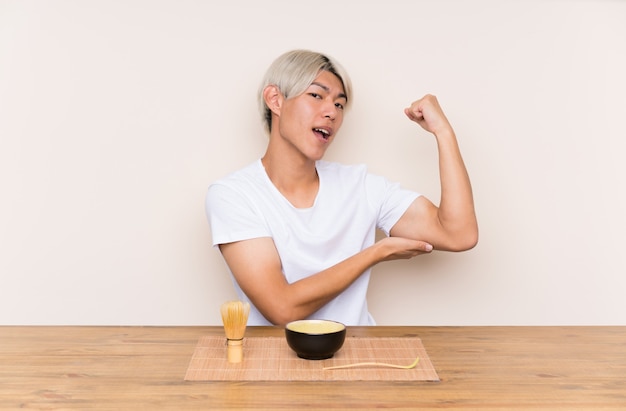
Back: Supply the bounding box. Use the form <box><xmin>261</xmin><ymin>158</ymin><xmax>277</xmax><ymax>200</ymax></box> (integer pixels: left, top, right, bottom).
<box><xmin>404</xmin><ymin>94</ymin><xmax>452</xmax><ymax>136</ymax></box>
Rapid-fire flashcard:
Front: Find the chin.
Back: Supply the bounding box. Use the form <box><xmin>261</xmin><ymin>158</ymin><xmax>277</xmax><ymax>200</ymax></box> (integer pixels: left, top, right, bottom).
<box><xmin>309</xmin><ymin>154</ymin><xmax>326</xmax><ymax>162</ymax></box>
<box><xmin>308</xmin><ymin>148</ymin><xmax>330</xmax><ymax>161</ymax></box>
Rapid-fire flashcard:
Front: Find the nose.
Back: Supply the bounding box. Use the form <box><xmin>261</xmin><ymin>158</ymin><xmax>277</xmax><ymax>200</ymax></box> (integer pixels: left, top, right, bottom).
<box><xmin>323</xmin><ymin>102</ymin><xmax>338</xmax><ymax>121</ymax></box>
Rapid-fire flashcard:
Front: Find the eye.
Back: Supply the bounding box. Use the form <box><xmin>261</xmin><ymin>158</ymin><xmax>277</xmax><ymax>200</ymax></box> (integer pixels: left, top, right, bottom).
<box><xmin>309</xmin><ymin>93</ymin><xmax>322</xmax><ymax>99</ymax></box>
<box><xmin>335</xmin><ymin>102</ymin><xmax>345</xmax><ymax>110</ymax></box>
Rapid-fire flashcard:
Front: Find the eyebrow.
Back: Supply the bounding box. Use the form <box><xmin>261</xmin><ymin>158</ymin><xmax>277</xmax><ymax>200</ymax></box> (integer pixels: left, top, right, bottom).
<box><xmin>310</xmin><ymin>82</ymin><xmax>348</xmax><ymax>101</ymax></box>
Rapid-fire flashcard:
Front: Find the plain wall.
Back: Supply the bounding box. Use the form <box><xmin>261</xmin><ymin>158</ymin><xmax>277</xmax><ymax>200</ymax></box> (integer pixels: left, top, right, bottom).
<box><xmin>1</xmin><ymin>0</ymin><xmax>625</xmax><ymax>325</ymax></box>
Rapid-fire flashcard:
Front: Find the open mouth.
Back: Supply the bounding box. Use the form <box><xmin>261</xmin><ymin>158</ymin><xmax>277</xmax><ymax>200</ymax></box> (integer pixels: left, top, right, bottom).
<box><xmin>313</xmin><ymin>128</ymin><xmax>331</xmax><ymax>140</ymax></box>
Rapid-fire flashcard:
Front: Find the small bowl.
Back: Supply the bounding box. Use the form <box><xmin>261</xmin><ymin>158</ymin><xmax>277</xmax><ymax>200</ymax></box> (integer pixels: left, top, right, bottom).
<box><xmin>285</xmin><ymin>319</ymin><xmax>346</xmax><ymax>360</ymax></box>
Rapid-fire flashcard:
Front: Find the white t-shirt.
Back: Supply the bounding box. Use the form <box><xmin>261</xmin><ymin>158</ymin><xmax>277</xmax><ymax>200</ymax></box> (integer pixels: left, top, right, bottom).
<box><xmin>205</xmin><ymin>159</ymin><xmax>420</xmax><ymax>325</ymax></box>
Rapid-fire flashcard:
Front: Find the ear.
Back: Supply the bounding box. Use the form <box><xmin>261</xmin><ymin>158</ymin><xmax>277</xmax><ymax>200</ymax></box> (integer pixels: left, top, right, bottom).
<box><xmin>263</xmin><ymin>85</ymin><xmax>283</xmax><ymax>115</ymax></box>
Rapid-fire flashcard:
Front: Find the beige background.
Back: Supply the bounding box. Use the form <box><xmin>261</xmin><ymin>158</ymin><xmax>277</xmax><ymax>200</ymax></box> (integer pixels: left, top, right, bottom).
<box><xmin>1</xmin><ymin>0</ymin><xmax>625</xmax><ymax>325</ymax></box>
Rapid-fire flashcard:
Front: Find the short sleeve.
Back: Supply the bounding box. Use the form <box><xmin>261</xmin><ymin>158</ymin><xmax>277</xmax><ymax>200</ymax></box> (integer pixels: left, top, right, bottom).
<box><xmin>365</xmin><ymin>174</ymin><xmax>420</xmax><ymax>236</ymax></box>
<box><xmin>205</xmin><ymin>183</ymin><xmax>271</xmax><ymax>247</ymax></box>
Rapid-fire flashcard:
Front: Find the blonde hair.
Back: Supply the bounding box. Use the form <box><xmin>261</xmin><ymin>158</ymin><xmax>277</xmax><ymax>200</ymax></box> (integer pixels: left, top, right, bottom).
<box><xmin>258</xmin><ymin>49</ymin><xmax>352</xmax><ymax>133</ymax></box>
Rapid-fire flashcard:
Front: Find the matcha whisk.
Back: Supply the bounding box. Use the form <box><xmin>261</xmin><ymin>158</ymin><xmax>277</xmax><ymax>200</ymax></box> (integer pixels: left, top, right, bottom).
<box><xmin>220</xmin><ymin>300</ymin><xmax>250</xmax><ymax>363</ymax></box>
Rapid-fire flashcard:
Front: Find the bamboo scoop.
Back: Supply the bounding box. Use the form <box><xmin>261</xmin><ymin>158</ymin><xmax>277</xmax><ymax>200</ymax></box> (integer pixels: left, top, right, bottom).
<box><xmin>220</xmin><ymin>300</ymin><xmax>250</xmax><ymax>363</ymax></box>
<box><xmin>323</xmin><ymin>356</ymin><xmax>419</xmax><ymax>370</ymax></box>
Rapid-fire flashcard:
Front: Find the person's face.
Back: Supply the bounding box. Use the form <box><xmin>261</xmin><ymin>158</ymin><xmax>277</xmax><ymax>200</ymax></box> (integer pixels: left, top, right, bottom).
<box><xmin>276</xmin><ymin>70</ymin><xmax>347</xmax><ymax>162</ymax></box>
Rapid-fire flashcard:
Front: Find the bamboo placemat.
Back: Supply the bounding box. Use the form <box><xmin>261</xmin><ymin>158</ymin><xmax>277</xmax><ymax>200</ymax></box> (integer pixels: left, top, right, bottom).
<box><xmin>184</xmin><ymin>336</ymin><xmax>439</xmax><ymax>381</ymax></box>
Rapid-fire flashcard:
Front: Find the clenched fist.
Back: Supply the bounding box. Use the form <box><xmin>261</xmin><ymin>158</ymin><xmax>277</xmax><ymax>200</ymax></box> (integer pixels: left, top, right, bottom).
<box><xmin>404</xmin><ymin>94</ymin><xmax>453</xmax><ymax>136</ymax></box>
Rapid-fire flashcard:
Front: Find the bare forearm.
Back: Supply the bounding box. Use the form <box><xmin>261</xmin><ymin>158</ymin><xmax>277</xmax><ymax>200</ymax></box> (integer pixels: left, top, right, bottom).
<box><xmin>268</xmin><ymin>236</ymin><xmax>431</xmax><ymax>325</ymax></box>
<box><xmin>434</xmin><ymin>128</ymin><xmax>478</xmax><ymax>247</ymax></box>
<box><xmin>273</xmin><ymin>244</ymin><xmax>384</xmax><ymax>324</ymax></box>
<box><xmin>222</xmin><ymin>237</ymin><xmax>404</xmax><ymax>326</ymax></box>
<box><xmin>397</xmin><ymin>94</ymin><xmax>478</xmax><ymax>251</ymax></box>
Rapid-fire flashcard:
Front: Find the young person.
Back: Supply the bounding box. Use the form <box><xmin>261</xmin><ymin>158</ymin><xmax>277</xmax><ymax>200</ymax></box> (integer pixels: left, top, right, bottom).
<box><xmin>205</xmin><ymin>49</ymin><xmax>478</xmax><ymax>326</ymax></box>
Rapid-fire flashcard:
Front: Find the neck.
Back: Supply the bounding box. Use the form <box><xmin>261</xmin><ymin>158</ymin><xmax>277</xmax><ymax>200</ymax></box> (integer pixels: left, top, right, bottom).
<box><xmin>262</xmin><ymin>151</ymin><xmax>317</xmax><ymax>187</ymax></box>
<box><xmin>261</xmin><ymin>152</ymin><xmax>319</xmax><ymax>209</ymax></box>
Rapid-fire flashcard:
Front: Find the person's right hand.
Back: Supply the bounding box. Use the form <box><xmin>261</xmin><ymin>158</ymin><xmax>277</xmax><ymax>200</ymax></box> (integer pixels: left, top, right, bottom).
<box><xmin>375</xmin><ymin>236</ymin><xmax>433</xmax><ymax>262</ymax></box>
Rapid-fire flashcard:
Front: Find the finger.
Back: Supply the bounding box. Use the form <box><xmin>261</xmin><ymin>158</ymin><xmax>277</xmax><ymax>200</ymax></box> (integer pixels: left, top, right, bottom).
<box><xmin>407</xmin><ymin>239</ymin><xmax>433</xmax><ymax>252</ymax></box>
<box><xmin>404</xmin><ymin>107</ymin><xmax>424</xmax><ymax>122</ymax></box>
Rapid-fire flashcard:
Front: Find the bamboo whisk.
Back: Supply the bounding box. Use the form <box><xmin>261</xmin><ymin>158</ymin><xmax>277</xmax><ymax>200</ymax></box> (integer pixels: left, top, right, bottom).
<box><xmin>220</xmin><ymin>300</ymin><xmax>250</xmax><ymax>363</ymax></box>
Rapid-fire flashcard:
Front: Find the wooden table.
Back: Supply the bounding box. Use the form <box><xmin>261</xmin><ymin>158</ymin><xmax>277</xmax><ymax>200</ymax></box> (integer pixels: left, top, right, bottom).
<box><xmin>1</xmin><ymin>326</ymin><xmax>625</xmax><ymax>410</ymax></box>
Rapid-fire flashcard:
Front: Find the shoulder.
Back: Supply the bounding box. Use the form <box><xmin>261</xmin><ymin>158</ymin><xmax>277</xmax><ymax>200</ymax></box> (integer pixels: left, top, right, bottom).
<box><xmin>206</xmin><ymin>160</ymin><xmax>266</xmax><ymax>207</ymax></box>
<box><xmin>208</xmin><ymin>160</ymin><xmax>265</xmax><ymax>195</ymax></box>
<box><xmin>211</xmin><ymin>160</ymin><xmax>263</xmax><ymax>187</ymax></box>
